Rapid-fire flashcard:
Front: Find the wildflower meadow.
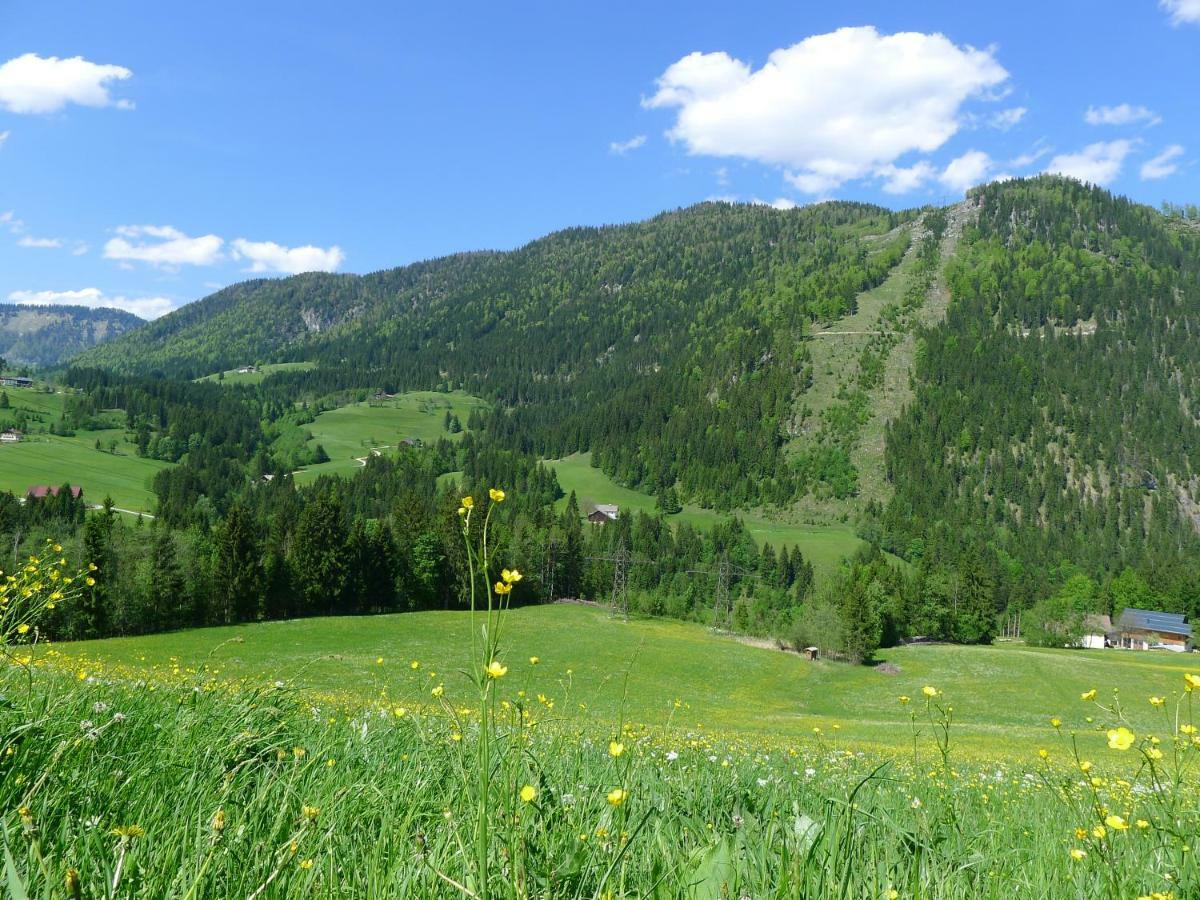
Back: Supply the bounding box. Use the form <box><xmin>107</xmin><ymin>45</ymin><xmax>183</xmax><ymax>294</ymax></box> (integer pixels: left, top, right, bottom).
<box><xmin>3</xmin><ymin>496</ymin><xmax>1200</xmax><ymax>898</ymax></box>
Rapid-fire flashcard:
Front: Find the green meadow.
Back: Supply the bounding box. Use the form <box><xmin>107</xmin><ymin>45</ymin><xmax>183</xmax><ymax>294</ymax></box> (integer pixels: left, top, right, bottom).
<box><xmin>0</xmin><ymin>388</ymin><xmax>166</xmax><ymax>512</ymax></box>
<box><xmin>292</xmin><ymin>391</ymin><xmax>486</xmax><ymax>484</ymax></box>
<box><xmin>546</xmin><ymin>452</ymin><xmax>864</xmax><ymax>576</ymax></box>
<box><xmin>52</xmin><ymin>603</ymin><xmax>1197</xmax><ymax>753</ymax></box>
<box><xmin>198</xmin><ymin>361</ymin><xmax>317</xmax><ymax>385</ymax></box>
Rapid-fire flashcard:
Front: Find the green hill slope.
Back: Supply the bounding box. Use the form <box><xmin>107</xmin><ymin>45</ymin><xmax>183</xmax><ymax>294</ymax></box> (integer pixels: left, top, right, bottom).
<box><xmin>52</xmin><ymin>602</ymin><xmax>1196</xmax><ymax>752</ymax></box>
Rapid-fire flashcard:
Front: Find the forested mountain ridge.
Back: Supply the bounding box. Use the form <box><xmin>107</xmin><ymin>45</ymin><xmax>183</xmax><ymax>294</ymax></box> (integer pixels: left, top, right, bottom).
<box><xmin>75</xmin><ymin>201</ymin><xmax>915</xmax><ymax>507</ymax></box>
<box><xmin>0</xmin><ymin>303</ymin><xmax>143</xmax><ymax>367</ymax></box>
<box><xmin>872</xmin><ymin>177</ymin><xmax>1200</xmax><ymax>596</ymax></box>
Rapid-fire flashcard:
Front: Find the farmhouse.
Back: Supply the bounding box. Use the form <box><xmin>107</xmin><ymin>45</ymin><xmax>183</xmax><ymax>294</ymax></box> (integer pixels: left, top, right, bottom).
<box><xmin>1112</xmin><ymin>608</ymin><xmax>1192</xmax><ymax>652</ymax></box>
<box><xmin>26</xmin><ymin>485</ymin><xmax>85</xmax><ymax>501</ymax></box>
<box><xmin>0</xmin><ymin>376</ymin><xmax>33</xmax><ymax>388</ymax></box>
<box><xmin>1080</xmin><ymin>614</ymin><xmax>1112</xmax><ymax>649</ymax></box>
<box><xmin>0</xmin><ymin>429</ymin><xmax>22</xmax><ymax>443</ymax></box>
<box><xmin>587</xmin><ymin>504</ymin><xmax>619</xmax><ymax>525</ymax></box>
<box><xmin>236</xmin><ymin>365</ymin><xmax>258</xmax><ymax>374</ymax></box>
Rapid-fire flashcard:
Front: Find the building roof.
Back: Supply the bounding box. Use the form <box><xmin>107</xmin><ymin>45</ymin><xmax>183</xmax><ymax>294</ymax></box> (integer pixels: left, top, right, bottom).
<box><xmin>1118</xmin><ymin>607</ymin><xmax>1191</xmax><ymax>638</ymax></box>
<box><xmin>26</xmin><ymin>485</ymin><xmax>84</xmax><ymax>499</ymax></box>
<box><xmin>1083</xmin><ymin>613</ymin><xmax>1112</xmax><ymax>633</ymax></box>
<box><xmin>593</xmin><ymin>504</ymin><xmax>619</xmax><ymax>518</ymax></box>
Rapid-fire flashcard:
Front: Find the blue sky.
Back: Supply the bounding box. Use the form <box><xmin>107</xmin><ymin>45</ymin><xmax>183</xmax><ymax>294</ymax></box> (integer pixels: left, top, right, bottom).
<box><xmin>0</xmin><ymin>0</ymin><xmax>1196</xmax><ymax>318</ymax></box>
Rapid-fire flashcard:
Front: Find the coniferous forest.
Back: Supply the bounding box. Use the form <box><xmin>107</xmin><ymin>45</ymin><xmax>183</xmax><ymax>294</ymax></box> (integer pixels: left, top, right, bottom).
<box><xmin>8</xmin><ymin>176</ymin><xmax>1200</xmax><ymax>661</ymax></box>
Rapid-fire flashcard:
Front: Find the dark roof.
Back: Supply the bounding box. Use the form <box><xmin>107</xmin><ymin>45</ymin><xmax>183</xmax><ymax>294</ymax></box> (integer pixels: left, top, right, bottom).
<box><xmin>26</xmin><ymin>485</ymin><xmax>84</xmax><ymax>499</ymax></box>
<box><xmin>1118</xmin><ymin>607</ymin><xmax>1191</xmax><ymax>638</ymax></box>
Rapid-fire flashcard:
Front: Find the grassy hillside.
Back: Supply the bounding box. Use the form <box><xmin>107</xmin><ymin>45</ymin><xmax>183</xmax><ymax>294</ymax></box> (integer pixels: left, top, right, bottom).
<box><xmin>0</xmin><ymin>388</ymin><xmax>166</xmax><ymax>511</ymax></box>
<box><xmin>292</xmin><ymin>391</ymin><xmax>484</xmax><ymax>484</ymax></box>
<box><xmin>53</xmin><ymin>603</ymin><xmax>1194</xmax><ymax>752</ymax></box>
<box><xmin>197</xmin><ymin>361</ymin><xmax>316</xmax><ymax>385</ymax></box>
<box><xmin>546</xmin><ymin>452</ymin><xmax>862</xmax><ymax>576</ymax></box>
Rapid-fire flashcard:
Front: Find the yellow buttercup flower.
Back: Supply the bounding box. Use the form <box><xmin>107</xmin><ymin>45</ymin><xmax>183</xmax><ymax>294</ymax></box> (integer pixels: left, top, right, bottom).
<box><xmin>16</xmin><ymin>623</ymin><xmax>29</xmax><ymax>635</ymax></box>
<box><xmin>494</xmin><ymin>581</ymin><xmax>512</xmax><ymax>595</ymax></box>
<box><xmin>501</xmin><ymin>568</ymin><xmax>523</xmax><ymax>584</ymax></box>
<box><xmin>606</xmin><ymin>788</ymin><xmax>628</xmax><ymax>807</ymax></box>
<box><xmin>1150</xmin><ymin>696</ymin><xmax>1166</xmax><ymax>707</ymax></box>
<box><xmin>1050</xmin><ymin>717</ymin><xmax>1062</xmax><ymax>728</ymax></box>
<box><xmin>489</xmin><ymin>488</ymin><xmax>505</xmax><ymax>503</ymax></box>
<box><xmin>1069</xmin><ymin>848</ymin><xmax>1087</xmax><ymax>861</ymax></box>
<box><xmin>1146</xmin><ymin>747</ymin><xmax>1163</xmax><ymax>760</ymax></box>
<box><xmin>1105</xmin><ymin>814</ymin><xmax>1128</xmax><ymax>831</ymax></box>
<box><xmin>1185</xmin><ymin>673</ymin><xmax>1200</xmax><ymax>691</ymax></box>
<box><xmin>1107</xmin><ymin>727</ymin><xmax>1135</xmax><ymax>751</ymax></box>
<box><xmin>1180</xmin><ymin>724</ymin><xmax>1197</xmax><ymax>736</ymax></box>
<box><xmin>922</xmin><ymin>686</ymin><xmax>939</xmax><ymax>698</ymax></box>
<box><xmin>393</xmin><ymin>707</ymin><xmax>407</xmax><ymax>718</ymax></box>
<box><xmin>461</xmin><ymin>496</ymin><xmax>474</xmax><ymax>509</ymax></box>
<box><xmin>299</xmin><ymin>858</ymin><xmax>313</xmax><ymax>870</ymax></box>
<box><xmin>485</xmin><ymin>661</ymin><xmax>508</xmax><ymax>679</ymax></box>
<box><xmin>898</xmin><ymin>695</ymin><xmax>910</xmax><ymax>705</ymax></box>
<box><xmin>519</xmin><ymin>784</ymin><xmax>537</xmax><ymax>803</ymax></box>
<box><xmin>608</xmin><ymin>741</ymin><xmax>625</xmax><ymax>758</ymax></box>
<box><xmin>529</xmin><ymin>656</ymin><xmax>540</xmax><ymax>665</ymax></box>
<box><xmin>1080</xmin><ymin>689</ymin><xmax>1097</xmax><ymax>701</ymax></box>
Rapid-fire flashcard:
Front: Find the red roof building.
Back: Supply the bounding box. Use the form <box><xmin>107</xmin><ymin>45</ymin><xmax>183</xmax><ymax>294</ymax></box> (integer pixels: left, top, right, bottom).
<box><xmin>26</xmin><ymin>485</ymin><xmax>84</xmax><ymax>500</ymax></box>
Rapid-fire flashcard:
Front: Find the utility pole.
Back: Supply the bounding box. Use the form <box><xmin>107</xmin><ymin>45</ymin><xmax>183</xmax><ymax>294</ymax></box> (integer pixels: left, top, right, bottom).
<box><xmin>610</xmin><ymin>542</ymin><xmax>629</xmax><ymax>621</ymax></box>
<box><xmin>541</xmin><ymin>536</ymin><xmax>557</xmax><ymax>602</ymax></box>
<box><xmin>712</xmin><ymin>552</ymin><xmax>731</xmax><ymax>632</ymax></box>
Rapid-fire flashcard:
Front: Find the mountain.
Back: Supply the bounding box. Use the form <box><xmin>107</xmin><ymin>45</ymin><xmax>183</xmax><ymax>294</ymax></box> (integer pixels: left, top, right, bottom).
<box><xmin>70</xmin><ymin>179</ymin><xmax>1200</xmax><ymax>592</ymax></box>
<box><xmin>74</xmin><ymin>200</ymin><xmax>917</xmax><ymax>508</ymax></box>
<box><xmin>0</xmin><ymin>303</ymin><xmax>145</xmax><ymax>368</ymax></box>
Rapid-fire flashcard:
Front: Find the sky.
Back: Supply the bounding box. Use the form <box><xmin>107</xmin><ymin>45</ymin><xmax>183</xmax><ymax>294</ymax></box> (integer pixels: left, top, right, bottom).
<box><xmin>0</xmin><ymin>0</ymin><xmax>1197</xmax><ymax>319</ymax></box>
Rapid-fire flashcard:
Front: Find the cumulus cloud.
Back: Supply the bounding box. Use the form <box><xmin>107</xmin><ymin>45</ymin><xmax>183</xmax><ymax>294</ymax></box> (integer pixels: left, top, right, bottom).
<box><xmin>876</xmin><ymin>160</ymin><xmax>936</xmax><ymax>194</ymax></box>
<box><xmin>1084</xmin><ymin>103</ymin><xmax>1160</xmax><ymax>126</ymax></box>
<box><xmin>104</xmin><ymin>224</ymin><xmax>224</xmax><ymax>267</ymax></box>
<box><xmin>1161</xmin><ymin>0</ymin><xmax>1200</xmax><ymax>24</ymax></box>
<box><xmin>609</xmin><ymin>134</ymin><xmax>647</xmax><ymax>154</ymax></box>
<box><xmin>644</xmin><ymin>26</ymin><xmax>1008</xmax><ymax>193</ymax></box>
<box><xmin>17</xmin><ymin>236</ymin><xmax>62</xmax><ymax>248</ymax></box>
<box><xmin>231</xmin><ymin>239</ymin><xmax>344</xmax><ymax>274</ymax></box>
<box><xmin>1044</xmin><ymin>140</ymin><xmax>1133</xmax><ymax>185</ymax></box>
<box><xmin>8</xmin><ymin>287</ymin><xmax>172</xmax><ymax>320</ymax></box>
<box><xmin>1141</xmin><ymin>144</ymin><xmax>1185</xmax><ymax>180</ymax></box>
<box><xmin>940</xmin><ymin>150</ymin><xmax>994</xmax><ymax>193</ymax></box>
<box><xmin>0</xmin><ymin>53</ymin><xmax>132</xmax><ymax>115</ymax></box>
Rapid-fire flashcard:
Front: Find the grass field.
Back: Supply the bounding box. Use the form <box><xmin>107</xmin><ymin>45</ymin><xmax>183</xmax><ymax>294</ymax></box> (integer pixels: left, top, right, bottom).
<box><xmin>11</xmin><ymin>568</ymin><xmax>1200</xmax><ymax>896</ymax></box>
<box><xmin>197</xmin><ymin>361</ymin><xmax>316</xmax><ymax>385</ymax></box>
<box><xmin>292</xmin><ymin>391</ymin><xmax>485</xmax><ymax>484</ymax></box>
<box><xmin>52</xmin><ymin>603</ymin><xmax>1197</xmax><ymax>753</ymax></box>
<box><xmin>546</xmin><ymin>452</ymin><xmax>863</xmax><ymax>576</ymax></box>
<box><xmin>0</xmin><ymin>388</ymin><xmax>167</xmax><ymax>511</ymax></box>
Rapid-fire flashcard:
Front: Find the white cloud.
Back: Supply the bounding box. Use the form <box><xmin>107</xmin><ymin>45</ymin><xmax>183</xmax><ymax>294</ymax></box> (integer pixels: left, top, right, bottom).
<box><xmin>989</xmin><ymin>106</ymin><xmax>1026</xmax><ymax>130</ymax></box>
<box><xmin>644</xmin><ymin>26</ymin><xmax>1008</xmax><ymax>193</ymax></box>
<box><xmin>230</xmin><ymin>239</ymin><xmax>344</xmax><ymax>274</ymax></box>
<box><xmin>1010</xmin><ymin>145</ymin><xmax>1050</xmax><ymax>168</ymax></box>
<box><xmin>0</xmin><ymin>53</ymin><xmax>132</xmax><ymax>115</ymax></box>
<box><xmin>7</xmin><ymin>287</ymin><xmax>173</xmax><ymax>320</ymax></box>
<box><xmin>1141</xmin><ymin>144</ymin><xmax>1185</xmax><ymax>180</ymax></box>
<box><xmin>940</xmin><ymin>150</ymin><xmax>994</xmax><ymax>192</ymax></box>
<box><xmin>748</xmin><ymin>196</ymin><xmax>799</xmax><ymax>210</ymax></box>
<box><xmin>609</xmin><ymin>134</ymin><xmax>647</xmax><ymax>155</ymax></box>
<box><xmin>1084</xmin><ymin>103</ymin><xmax>1160</xmax><ymax>126</ymax></box>
<box><xmin>72</xmin><ymin>243</ymin><xmax>88</xmax><ymax>256</ymax></box>
<box><xmin>1044</xmin><ymin>140</ymin><xmax>1133</xmax><ymax>185</ymax></box>
<box><xmin>17</xmin><ymin>236</ymin><xmax>62</xmax><ymax>248</ymax></box>
<box><xmin>0</xmin><ymin>130</ymin><xmax>9</xmax><ymax>146</ymax></box>
<box><xmin>0</xmin><ymin>211</ymin><xmax>24</xmax><ymax>234</ymax></box>
<box><xmin>876</xmin><ymin>160</ymin><xmax>936</xmax><ymax>194</ymax></box>
<box><xmin>104</xmin><ymin>224</ymin><xmax>224</xmax><ymax>267</ymax></box>
<box><xmin>1161</xmin><ymin>0</ymin><xmax>1200</xmax><ymax>25</ymax></box>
